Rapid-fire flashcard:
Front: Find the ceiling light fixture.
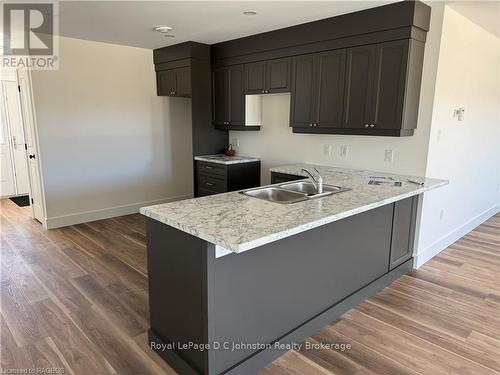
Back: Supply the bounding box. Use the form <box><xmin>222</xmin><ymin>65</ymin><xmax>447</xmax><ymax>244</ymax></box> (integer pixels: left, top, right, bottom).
<box><xmin>154</xmin><ymin>26</ymin><xmax>173</xmax><ymax>33</ymax></box>
<box><xmin>243</xmin><ymin>11</ymin><xmax>257</xmax><ymax>16</ymax></box>
<box><xmin>164</xmin><ymin>34</ymin><xmax>176</xmax><ymax>38</ymax></box>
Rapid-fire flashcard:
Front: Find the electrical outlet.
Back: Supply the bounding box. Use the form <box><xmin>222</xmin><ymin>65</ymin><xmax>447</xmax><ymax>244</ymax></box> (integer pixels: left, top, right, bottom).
<box><xmin>439</xmin><ymin>209</ymin><xmax>445</xmax><ymax>221</ymax></box>
<box><xmin>231</xmin><ymin>138</ymin><xmax>240</xmax><ymax>147</ymax></box>
<box><xmin>453</xmin><ymin>107</ymin><xmax>465</xmax><ymax>121</ymax></box>
<box><xmin>384</xmin><ymin>150</ymin><xmax>394</xmax><ymax>163</ymax></box>
<box><xmin>323</xmin><ymin>144</ymin><xmax>332</xmax><ymax>156</ymax></box>
<box><xmin>437</xmin><ymin>129</ymin><xmax>442</xmax><ymax>142</ymax></box>
<box><xmin>340</xmin><ymin>145</ymin><xmax>349</xmax><ymax>158</ymax></box>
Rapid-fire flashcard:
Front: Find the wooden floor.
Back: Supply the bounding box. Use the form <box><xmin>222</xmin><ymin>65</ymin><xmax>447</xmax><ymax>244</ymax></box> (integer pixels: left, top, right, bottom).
<box><xmin>1</xmin><ymin>198</ymin><xmax>499</xmax><ymax>375</ymax></box>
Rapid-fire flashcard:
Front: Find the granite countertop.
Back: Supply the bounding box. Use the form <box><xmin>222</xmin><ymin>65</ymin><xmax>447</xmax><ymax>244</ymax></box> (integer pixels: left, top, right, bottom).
<box><xmin>140</xmin><ymin>164</ymin><xmax>448</xmax><ymax>254</ymax></box>
<box><xmin>194</xmin><ymin>154</ymin><xmax>260</xmax><ymax>165</ymax></box>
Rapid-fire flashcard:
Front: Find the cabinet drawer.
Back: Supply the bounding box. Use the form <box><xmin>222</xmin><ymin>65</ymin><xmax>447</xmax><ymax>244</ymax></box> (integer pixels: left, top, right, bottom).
<box><xmin>198</xmin><ymin>174</ymin><xmax>227</xmax><ymax>193</ymax></box>
<box><xmin>197</xmin><ymin>162</ymin><xmax>226</xmax><ymax>177</ymax></box>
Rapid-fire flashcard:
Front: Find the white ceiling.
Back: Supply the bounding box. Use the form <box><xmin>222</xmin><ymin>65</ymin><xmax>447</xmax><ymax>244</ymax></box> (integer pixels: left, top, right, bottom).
<box><xmin>56</xmin><ymin>1</ymin><xmax>396</xmax><ymax>50</ymax></box>
<box><xmin>448</xmin><ymin>1</ymin><xmax>500</xmax><ymax>38</ymax></box>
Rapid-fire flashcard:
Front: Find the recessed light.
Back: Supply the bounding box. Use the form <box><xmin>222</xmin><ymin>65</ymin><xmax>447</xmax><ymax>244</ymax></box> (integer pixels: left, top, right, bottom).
<box><xmin>243</xmin><ymin>11</ymin><xmax>257</xmax><ymax>16</ymax></box>
<box><xmin>154</xmin><ymin>26</ymin><xmax>173</xmax><ymax>33</ymax></box>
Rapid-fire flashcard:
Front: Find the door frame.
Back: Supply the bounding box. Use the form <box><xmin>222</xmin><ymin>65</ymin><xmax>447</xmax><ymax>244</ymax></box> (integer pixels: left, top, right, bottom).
<box><xmin>0</xmin><ymin>80</ymin><xmax>16</xmax><ymax>197</ymax></box>
<box><xmin>1</xmin><ymin>76</ymin><xmax>30</xmax><ymax>196</ymax></box>
<box><xmin>16</xmin><ymin>68</ymin><xmax>47</xmax><ymax>227</ymax></box>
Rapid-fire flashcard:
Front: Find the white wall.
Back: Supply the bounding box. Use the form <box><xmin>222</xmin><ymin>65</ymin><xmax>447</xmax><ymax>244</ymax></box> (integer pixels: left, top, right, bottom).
<box><xmin>231</xmin><ymin>2</ymin><xmax>446</xmax><ymax>185</ymax></box>
<box><xmin>416</xmin><ymin>6</ymin><xmax>500</xmax><ymax>266</ymax></box>
<box><xmin>31</xmin><ymin>36</ymin><xmax>193</xmax><ymax>228</ymax></box>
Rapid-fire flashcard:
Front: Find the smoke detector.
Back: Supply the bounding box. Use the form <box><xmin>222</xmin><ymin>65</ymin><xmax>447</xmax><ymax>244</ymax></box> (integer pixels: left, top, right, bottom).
<box><xmin>154</xmin><ymin>26</ymin><xmax>173</xmax><ymax>33</ymax></box>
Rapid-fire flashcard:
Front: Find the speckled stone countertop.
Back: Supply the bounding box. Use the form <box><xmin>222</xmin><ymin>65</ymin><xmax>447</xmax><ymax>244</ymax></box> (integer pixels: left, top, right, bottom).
<box><xmin>140</xmin><ymin>164</ymin><xmax>448</xmax><ymax>254</ymax></box>
<box><xmin>194</xmin><ymin>154</ymin><xmax>260</xmax><ymax>165</ymax></box>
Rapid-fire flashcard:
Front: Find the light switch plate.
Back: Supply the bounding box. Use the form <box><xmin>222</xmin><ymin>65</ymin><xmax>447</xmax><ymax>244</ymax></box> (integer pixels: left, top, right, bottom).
<box><xmin>340</xmin><ymin>145</ymin><xmax>348</xmax><ymax>158</ymax></box>
<box><xmin>323</xmin><ymin>144</ymin><xmax>332</xmax><ymax>156</ymax></box>
<box><xmin>384</xmin><ymin>150</ymin><xmax>394</xmax><ymax>163</ymax></box>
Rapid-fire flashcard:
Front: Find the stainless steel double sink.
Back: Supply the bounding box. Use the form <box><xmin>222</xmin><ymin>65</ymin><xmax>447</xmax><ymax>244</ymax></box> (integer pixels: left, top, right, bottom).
<box><xmin>242</xmin><ymin>181</ymin><xmax>350</xmax><ymax>204</ymax></box>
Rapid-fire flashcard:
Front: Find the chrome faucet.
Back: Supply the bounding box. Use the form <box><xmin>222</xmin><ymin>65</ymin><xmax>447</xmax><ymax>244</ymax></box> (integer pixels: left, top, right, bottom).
<box><xmin>301</xmin><ymin>168</ymin><xmax>323</xmax><ymax>193</ymax></box>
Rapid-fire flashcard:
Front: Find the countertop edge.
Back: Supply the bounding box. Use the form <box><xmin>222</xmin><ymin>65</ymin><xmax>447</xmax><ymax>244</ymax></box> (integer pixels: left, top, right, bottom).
<box><xmin>194</xmin><ymin>155</ymin><xmax>260</xmax><ymax>165</ymax></box>
<box><xmin>140</xmin><ymin>180</ymin><xmax>448</xmax><ymax>254</ymax></box>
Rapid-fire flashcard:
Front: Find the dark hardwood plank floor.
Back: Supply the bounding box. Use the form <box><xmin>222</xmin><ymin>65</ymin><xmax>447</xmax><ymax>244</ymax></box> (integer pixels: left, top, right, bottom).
<box><xmin>1</xmin><ymin>198</ymin><xmax>499</xmax><ymax>374</ymax></box>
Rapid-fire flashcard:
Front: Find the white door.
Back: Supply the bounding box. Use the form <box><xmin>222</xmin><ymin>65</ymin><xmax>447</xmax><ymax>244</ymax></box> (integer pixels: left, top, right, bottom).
<box><xmin>0</xmin><ymin>84</ymin><xmax>16</xmax><ymax>196</ymax></box>
<box><xmin>3</xmin><ymin>80</ymin><xmax>30</xmax><ymax>194</ymax></box>
<box><xmin>17</xmin><ymin>68</ymin><xmax>44</xmax><ymax>223</ymax></box>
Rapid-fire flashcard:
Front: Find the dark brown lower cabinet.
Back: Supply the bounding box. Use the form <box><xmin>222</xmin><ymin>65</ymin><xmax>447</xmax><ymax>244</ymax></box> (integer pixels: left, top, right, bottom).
<box><xmin>270</xmin><ymin>172</ymin><xmax>304</xmax><ymax>184</ymax></box>
<box><xmin>146</xmin><ymin>193</ymin><xmax>419</xmax><ymax>375</ymax></box>
<box><xmin>196</xmin><ymin>160</ymin><xmax>260</xmax><ymax>197</ymax></box>
<box><xmin>389</xmin><ymin>195</ymin><xmax>418</xmax><ymax>270</ymax></box>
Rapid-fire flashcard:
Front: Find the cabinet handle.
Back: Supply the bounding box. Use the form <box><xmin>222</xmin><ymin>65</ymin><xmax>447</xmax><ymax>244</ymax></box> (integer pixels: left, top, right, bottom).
<box><xmin>364</xmin><ymin>124</ymin><xmax>369</xmax><ymax>128</ymax></box>
<box><xmin>314</xmin><ymin>123</ymin><xmax>318</xmax><ymax>127</ymax></box>
<box><xmin>261</xmin><ymin>90</ymin><xmax>265</xmax><ymax>94</ymax></box>
<box><xmin>309</xmin><ymin>123</ymin><xmax>313</xmax><ymax>127</ymax></box>
<box><xmin>205</xmin><ymin>182</ymin><xmax>214</xmax><ymax>186</ymax></box>
<box><xmin>370</xmin><ymin>124</ymin><xmax>375</xmax><ymax>128</ymax></box>
<box><xmin>205</xmin><ymin>166</ymin><xmax>213</xmax><ymax>169</ymax></box>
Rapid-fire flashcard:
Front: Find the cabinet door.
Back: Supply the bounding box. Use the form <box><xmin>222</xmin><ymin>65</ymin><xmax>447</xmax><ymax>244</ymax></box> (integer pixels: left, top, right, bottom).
<box><xmin>373</xmin><ymin>40</ymin><xmax>408</xmax><ymax>130</ymax></box>
<box><xmin>389</xmin><ymin>197</ymin><xmax>417</xmax><ymax>270</ymax></box>
<box><xmin>245</xmin><ymin>61</ymin><xmax>267</xmax><ymax>94</ymax></box>
<box><xmin>174</xmin><ymin>67</ymin><xmax>191</xmax><ymax>97</ymax></box>
<box><xmin>267</xmin><ymin>58</ymin><xmax>291</xmax><ymax>93</ymax></box>
<box><xmin>213</xmin><ymin>68</ymin><xmax>229</xmax><ymax>125</ymax></box>
<box><xmin>290</xmin><ymin>54</ymin><xmax>317</xmax><ymax>128</ymax></box>
<box><xmin>156</xmin><ymin>70</ymin><xmax>175</xmax><ymax>96</ymax></box>
<box><xmin>343</xmin><ymin>45</ymin><xmax>377</xmax><ymax>129</ymax></box>
<box><xmin>316</xmin><ymin>50</ymin><xmax>346</xmax><ymax>127</ymax></box>
<box><xmin>228</xmin><ymin>65</ymin><xmax>245</xmax><ymax>125</ymax></box>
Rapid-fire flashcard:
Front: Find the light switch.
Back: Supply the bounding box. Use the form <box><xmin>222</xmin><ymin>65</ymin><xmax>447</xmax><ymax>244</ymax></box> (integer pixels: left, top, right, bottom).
<box><xmin>340</xmin><ymin>145</ymin><xmax>349</xmax><ymax>158</ymax></box>
<box><xmin>323</xmin><ymin>144</ymin><xmax>332</xmax><ymax>156</ymax></box>
<box><xmin>384</xmin><ymin>150</ymin><xmax>394</xmax><ymax>163</ymax></box>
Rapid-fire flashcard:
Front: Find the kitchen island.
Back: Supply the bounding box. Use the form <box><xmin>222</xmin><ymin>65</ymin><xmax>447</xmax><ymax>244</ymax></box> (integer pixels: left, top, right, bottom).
<box><xmin>140</xmin><ymin>164</ymin><xmax>447</xmax><ymax>375</ymax></box>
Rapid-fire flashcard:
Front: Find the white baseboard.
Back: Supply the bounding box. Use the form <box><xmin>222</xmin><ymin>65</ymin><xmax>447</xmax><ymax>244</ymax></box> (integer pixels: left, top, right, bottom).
<box><xmin>45</xmin><ymin>194</ymin><xmax>192</xmax><ymax>229</ymax></box>
<box><xmin>414</xmin><ymin>203</ymin><xmax>500</xmax><ymax>268</ymax></box>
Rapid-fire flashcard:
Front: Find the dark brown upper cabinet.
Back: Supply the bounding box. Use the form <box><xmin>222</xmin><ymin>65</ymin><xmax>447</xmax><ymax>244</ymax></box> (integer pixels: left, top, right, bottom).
<box><xmin>373</xmin><ymin>40</ymin><xmax>409</xmax><ymax>130</ymax></box>
<box><xmin>157</xmin><ymin>67</ymin><xmax>191</xmax><ymax>97</ymax></box>
<box><xmin>290</xmin><ymin>54</ymin><xmax>317</xmax><ymax>128</ymax></box>
<box><xmin>245</xmin><ymin>58</ymin><xmax>291</xmax><ymax>94</ymax></box>
<box><xmin>213</xmin><ymin>65</ymin><xmax>246</xmax><ymax>128</ymax></box>
<box><xmin>290</xmin><ymin>49</ymin><xmax>346</xmax><ymax>129</ymax></box>
<box><xmin>344</xmin><ymin>40</ymin><xmax>408</xmax><ymax>131</ymax></box>
<box><xmin>343</xmin><ymin>45</ymin><xmax>377</xmax><ymax>129</ymax></box>
<box><xmin>316</xmin><ymin>50</ymin><xmax>346</xmax><ymax>127</ymax></box>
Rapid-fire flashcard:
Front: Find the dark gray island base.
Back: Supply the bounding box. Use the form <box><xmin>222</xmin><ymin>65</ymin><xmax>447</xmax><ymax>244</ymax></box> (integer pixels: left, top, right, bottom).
<box><xmin>146</xmin><ymin>196</ymin><xmax>419</xmax><ymax>375</ymax></box>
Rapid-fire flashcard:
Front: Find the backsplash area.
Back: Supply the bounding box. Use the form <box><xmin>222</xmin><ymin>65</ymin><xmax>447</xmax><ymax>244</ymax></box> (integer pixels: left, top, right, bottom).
<box><xmin>231</xmin><ymin>94</ymin><xmax>430</xmax><ymax>185</ymax></box>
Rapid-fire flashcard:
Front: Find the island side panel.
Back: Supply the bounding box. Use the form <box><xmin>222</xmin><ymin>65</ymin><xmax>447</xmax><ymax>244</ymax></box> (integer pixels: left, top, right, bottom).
<box><xmin>146</xmin><ymin>218</ymin><xmax>214</xmax><ymax>375</ymax></box>
<box><xmin>210</xmin><ymin>203</ymin><xmax>394</xmax><ymax>374</ymax></box>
